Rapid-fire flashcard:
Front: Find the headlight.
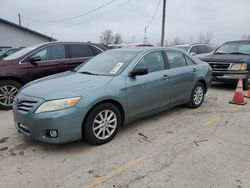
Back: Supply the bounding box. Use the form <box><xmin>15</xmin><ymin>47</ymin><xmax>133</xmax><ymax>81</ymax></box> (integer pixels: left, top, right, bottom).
<box><xmin>230</xmin><ymin>63</ymin><xmax>248</xmax><ymax>71</ymax></box>
<box><xmin>35</xmin><ymin>97</ymin><xmax>81</xmax><ymax>114</ymax></box>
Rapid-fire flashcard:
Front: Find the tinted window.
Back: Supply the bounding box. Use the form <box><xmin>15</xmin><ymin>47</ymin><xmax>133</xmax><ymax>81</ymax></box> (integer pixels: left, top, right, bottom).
<box><xmin>190</xmin><ymin>46</ymin><xmax>199</xmax><ymax>54</ymax></box>
<box><xmin>33</xmin><ymin>45</ymin><xmax>65</xmax><ymax>61</ymax></box>
<box><xmin>185</xmin><ymin>55</ymin><xmax>196</xmax><ymax>66</ymax></box>
<box><xmin>135</xmin><ymin>51</ymin><xmax>165</xmax><ymax>73</ymax></box>
<box><xmin>66</xmin><ymin>44</ymin><xmax>95</xmax><ymax>58</ymax></box>
<box><xmin>165</xmin><ymin>50</ymin><xmax>186</xmax><ymax>68</ymax></box>
<box><xmin>206</xmin><ymin>45</ymin><xmax>214</xmax><ymax>52</ymax></box>
<box><xmin>198</xmin><ymin>45</ymin><xmax>207</xmax><ymax>54</ymax></box>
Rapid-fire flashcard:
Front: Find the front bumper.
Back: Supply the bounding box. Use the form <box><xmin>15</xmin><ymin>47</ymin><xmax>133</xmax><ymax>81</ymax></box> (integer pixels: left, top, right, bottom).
<box><xmin>12</xmin><ymin>93</ymin><xmax>86</xmax><ymax>144</ymax></box>
<box><xmin>212</xmin><ymin>71</ymin><xmax>249</xmax><ymax>81</ymax></box>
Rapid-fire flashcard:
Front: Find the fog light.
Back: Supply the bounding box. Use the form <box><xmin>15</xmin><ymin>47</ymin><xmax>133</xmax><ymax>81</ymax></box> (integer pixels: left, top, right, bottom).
<box><xmin>49</xmin><ymin>130</ymin><xmax>58</xmax><ymax>138</ymax></box>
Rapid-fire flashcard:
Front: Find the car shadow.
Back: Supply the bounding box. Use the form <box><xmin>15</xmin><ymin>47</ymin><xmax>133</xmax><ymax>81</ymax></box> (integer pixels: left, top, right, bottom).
<box><xmin>211</xmin><ymin>82</ymin><xmax>237</xmax><ymax>91</ymax></box>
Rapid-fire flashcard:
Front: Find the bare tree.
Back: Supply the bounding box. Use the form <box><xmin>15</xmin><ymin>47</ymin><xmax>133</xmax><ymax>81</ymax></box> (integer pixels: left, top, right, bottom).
<box><xmin>197</xmin><ymin>32</ymin><xmax>213</xmax><ymax>44</ymax></box>
<box><xmin>171</xmin><ymin>36</ymin><xmax>185</xmax><ymax>46</ymax></box>
<box><xmin>99</xmin><ymin>29</ymin><xmax>114</xmax><ymax>45</ymax></box>
<box><xmin>241</xmin><ymin>34</ymin><xmax>250</xmax><ymax>40</ymax></box>
<box><xmin>114</xmin><ymin>33</ymin><xmax>122</xmax><ymax>44</ymax></box>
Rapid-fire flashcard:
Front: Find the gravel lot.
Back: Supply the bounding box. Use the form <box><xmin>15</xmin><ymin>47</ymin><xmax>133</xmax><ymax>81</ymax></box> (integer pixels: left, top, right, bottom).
<box><xmin>0</xmin><ymin>83</ymin><xmax>250</xmax><ymax>188</ymax></box>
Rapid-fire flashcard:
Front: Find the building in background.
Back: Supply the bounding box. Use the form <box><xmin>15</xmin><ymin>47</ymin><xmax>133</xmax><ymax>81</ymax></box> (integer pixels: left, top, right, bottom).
<box><xmin>0</xmin><ymin>18</ymin><xmax>56</xmax><ymax>50</ymax></box>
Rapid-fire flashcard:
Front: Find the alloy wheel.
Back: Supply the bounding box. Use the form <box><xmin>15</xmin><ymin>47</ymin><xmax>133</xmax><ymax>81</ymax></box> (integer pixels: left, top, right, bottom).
<box><xmin>92</xmin><ymin>110</ymin><xmax>117</xmax><ymax>140</ymax></box>
<box><xmin>193</xmin><ymin>86</ymin><xmax>204</xmax><ymax>105</ymax></box>
<box><xmin>0</xmin><ymin>85</ymin><xmax>19</xmax><ymax>107</ymax></box>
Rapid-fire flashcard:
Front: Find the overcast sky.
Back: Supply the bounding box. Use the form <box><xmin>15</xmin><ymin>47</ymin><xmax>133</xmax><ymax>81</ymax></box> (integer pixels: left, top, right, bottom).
<box><xmin>1</xmin><ymin>0</ymin><xmax>250</xmax><ymax>45</ymax></box>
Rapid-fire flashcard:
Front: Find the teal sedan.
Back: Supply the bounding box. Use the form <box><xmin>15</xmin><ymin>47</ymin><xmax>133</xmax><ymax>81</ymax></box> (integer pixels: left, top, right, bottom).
<box><xmin>12</xmin><ymin>47</ymin><xmax>212</xmax><ymax>145</ymax></box>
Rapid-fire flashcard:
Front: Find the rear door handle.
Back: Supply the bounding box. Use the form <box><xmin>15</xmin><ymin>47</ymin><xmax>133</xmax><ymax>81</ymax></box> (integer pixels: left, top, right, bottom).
<box><xmin>193</xmin><ymin>68</ymin><xmax>197</xmax><ymax>72</ymax></box>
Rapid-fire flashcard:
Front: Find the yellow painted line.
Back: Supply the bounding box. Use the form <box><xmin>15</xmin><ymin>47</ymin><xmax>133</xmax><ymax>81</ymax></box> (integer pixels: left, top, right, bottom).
<box><xmin>204</xmin><ymin>116</ymin><xmax>222</xmax><ymax>127</ymax></box>
<box><xmin>231</xmin><ymin>106</ymin><xmax>241</xmax><ymax>112</ymax></box>
<box><xmin>83</xmin><ymin>156</ymin><xmax>145</xmax><ymax>188</ymax></box>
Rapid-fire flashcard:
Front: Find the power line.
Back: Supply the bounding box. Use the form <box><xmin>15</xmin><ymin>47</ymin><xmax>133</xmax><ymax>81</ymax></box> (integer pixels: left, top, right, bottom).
<box><xmin>64</xmin><ymin>0</ymin><xmax>131</xmax><ymax>27</ymax></box>
<box><xmin>144</xmin><ymin>0</ymin><xmax>162</xmax><ymax>44</ymax></box>
<box><xmin>24</xmin><ymin>0</ymin><xmax>116</xmax><ymax>23</ymax></box>
<box><xmin>146</xmin><ymin>0</ymin><xmax>162</xmax><ymax>29</ymax></box>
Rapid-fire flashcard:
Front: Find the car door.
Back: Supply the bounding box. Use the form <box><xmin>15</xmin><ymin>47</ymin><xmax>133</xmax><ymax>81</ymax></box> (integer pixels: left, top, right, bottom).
<box><xmin>26</xmin><ymin>44</ymin><xmax>66</xmax><ymax>81</ymax></box>
<box><xmin>164</xmin><ymin>50</ymin><xmax>196</xmax><ymax>104</ymax></box>
<box><xmin>63</xmin><ymin>44</ymin><xmax>101</xmax><ymax>71</ymax></box>
<box><xmin>126</xmin><ymin>50</ymin><xmax>171</xmax><ymax>119</ymax></box>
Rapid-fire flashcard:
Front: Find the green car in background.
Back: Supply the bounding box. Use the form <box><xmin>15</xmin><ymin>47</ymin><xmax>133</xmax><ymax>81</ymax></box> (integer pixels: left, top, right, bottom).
<box><xmin>13</xmin><ymin>47</ymin><xmax>212</xmax><ymax>145</ymax></box>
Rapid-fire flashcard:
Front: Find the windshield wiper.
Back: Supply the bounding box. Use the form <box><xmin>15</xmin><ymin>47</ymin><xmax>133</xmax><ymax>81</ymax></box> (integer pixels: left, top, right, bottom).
<box><xmin>79</xmin><ymin>71</ymin><xmax>99</xmax><ymax>75</ymax></box>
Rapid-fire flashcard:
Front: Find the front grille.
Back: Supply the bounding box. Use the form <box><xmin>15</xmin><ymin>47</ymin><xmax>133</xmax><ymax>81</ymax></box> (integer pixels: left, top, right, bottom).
<box><xmin>16</xmin><ymin>100</ymin><xmax>38</xmax><ymax>112</ymax></box>
<box><xmin>208</xmin><ymin>62</ymin><xmax>231</xmax><ymax>71</ymax></box>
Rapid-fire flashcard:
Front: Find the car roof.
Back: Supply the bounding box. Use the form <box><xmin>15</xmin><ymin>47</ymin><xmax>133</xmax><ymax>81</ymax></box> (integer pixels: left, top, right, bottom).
<box><xmin>107</xmin><ymin>47</ymin><xmax>183</xmax><ymax>53</ymax></box>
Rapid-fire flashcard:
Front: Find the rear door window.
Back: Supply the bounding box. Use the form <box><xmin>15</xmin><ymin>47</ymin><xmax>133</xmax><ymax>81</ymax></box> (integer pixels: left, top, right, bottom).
<box><xmin>184</xmin><ymin>55</ymin><xmax>196</xmax><ymax>66</ymax></box>
<box><xmin>66</xmin><ymin>44</ymin><xmax>95</xmax><ymax>58</ymax></box>
<box><xmin>190</xmin><ymin>46</ymin><xmax>199</xmax><ymax>54</ymax></box>
<box><xmin>165</xmin><ymin>50</ymin><xmax>187</xmax><ymax>69</ymax></box>
<box><xmin>197</xmin><ymin>45</ymin><xmax>207</xmax><ymax>54</ymax></box>
<box><xmin>206</xmin><ymin>45</ymin><xmax>214</xmax><ymax>52</ymax></box>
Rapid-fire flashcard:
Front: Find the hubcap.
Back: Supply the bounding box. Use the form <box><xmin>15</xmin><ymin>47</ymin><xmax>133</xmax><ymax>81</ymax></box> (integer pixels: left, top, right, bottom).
<box><xmin>0</xmin><ymin>85</ymin><xmax>19</xmax><ymax>107</ymax></box>
<box><xmin>193</xmin><ymin>86</ymin><xmax>204</xmax><ymax>105</ymax></box>
<box><xmin>93</xmin><ymin>110</ymin><xmax>117</xmax><ymax>140</ymax></box>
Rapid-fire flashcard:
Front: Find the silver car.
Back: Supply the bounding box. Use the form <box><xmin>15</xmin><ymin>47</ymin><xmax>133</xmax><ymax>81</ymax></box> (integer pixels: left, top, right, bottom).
<box><xmin>13</xmin><ymin>47</ymin><xmax>212</xmax><ymax>145</ymax></box>
<box><xmin>175</xmin><ymin>44</ymin><xmax>214</xmax><ymax>59</ymax></box>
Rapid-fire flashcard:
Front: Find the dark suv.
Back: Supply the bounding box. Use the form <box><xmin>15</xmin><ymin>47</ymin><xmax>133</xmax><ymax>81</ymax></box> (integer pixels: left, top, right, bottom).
<box><xmin>202</xmin><ymin>40</ymin><xmax>250</xmax><ymax>90</ymax></box>
<box><xmin>0</xmin><ymin>42</ymin><xmax>107</xmax><ymax>109</ymax></box>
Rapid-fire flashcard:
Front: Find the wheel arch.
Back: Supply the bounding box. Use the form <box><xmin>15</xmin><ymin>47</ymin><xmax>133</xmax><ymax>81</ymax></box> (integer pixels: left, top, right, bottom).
<box><xmin>0</xmin><ymin>77</ymin><xmax>24</xmax><ymax>85</ymax></box>
<box><xmin>81</xmin><ymin>99</ymin><xmax>126</xmax><ymax>137</ymax></box>
<box><xmin>198</xmin><ymin>79</ymin><xmax>207</xmax><ymax>93</ymax></box>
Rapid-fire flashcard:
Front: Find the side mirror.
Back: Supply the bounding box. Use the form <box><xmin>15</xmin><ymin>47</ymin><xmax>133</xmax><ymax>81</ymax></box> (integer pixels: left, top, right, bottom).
<box><xmin>190</xmin><ymin>52</ymin><xmax>196</xmax><ymax>56</ymax></box>
<box><xmin>29</xmin><ymin>56</ymin><xmax>41</xmax><ymax>65</ymax></box>
<box><xmin>129</xmin><ymin>67</ymin><xmax>148</xmax><ymax>77</ymax></box>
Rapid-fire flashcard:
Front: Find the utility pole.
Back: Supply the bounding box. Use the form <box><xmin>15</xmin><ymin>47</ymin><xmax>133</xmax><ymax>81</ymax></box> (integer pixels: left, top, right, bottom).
<box><xmin>161</xmin><ymin>0</ymin><xmax>166</xmax><ymax>46</ymax></box>
<box><xmin>143</xmin><ymin>27</ymin><xmax>148</xmax><ymax>44</ymax></box>
<box><xmin>18</xmin><ymin>13</ymin><xmax>21</xmax><ymax>26</ymax></box>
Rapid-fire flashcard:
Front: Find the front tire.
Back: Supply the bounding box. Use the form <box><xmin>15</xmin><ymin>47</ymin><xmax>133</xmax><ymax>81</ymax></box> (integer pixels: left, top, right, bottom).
<box><xmin>0</xmin><ymin>80</ymin><xmax>22</xmax><ymax>110</ymax></box>
<box><xmin>243</xmin><ymin>75</ymin><xmax>249</xmax><ymax>90</ymax></box>
<box><xmin>83</xmin><ymin>103</ymin><xmax>121</xmax><ymax>145</ymax></box>
<box><xmin>187</xmin><ymin>82</ymin><xmax>205</xmax><ymax>109</ymax></box>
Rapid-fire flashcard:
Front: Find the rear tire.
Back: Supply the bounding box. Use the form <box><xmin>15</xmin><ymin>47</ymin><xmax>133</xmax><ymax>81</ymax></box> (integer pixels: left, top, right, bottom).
<box><xmin>83</xmin><ymin>103</ymin><xmax>121</xmax><ymax>145</ymax></box>
<box><xmin>0</xmin><ymin>80</ymin><xmax>22</xmax><ymax>110</ymax></box>
<box><xmin>187</xmin><ymin>82</ymin><xmax>205</xmax><ymax>109</ymax></box>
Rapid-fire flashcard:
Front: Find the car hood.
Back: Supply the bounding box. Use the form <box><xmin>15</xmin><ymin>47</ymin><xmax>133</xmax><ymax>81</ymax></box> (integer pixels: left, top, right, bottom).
<box><xmin>202</xmin><ymin>54</ymin><xmax>250</xmax><ymax>63</ymax></box>
<box><xmin>0</xmin><ymin>59</ymin><xmax>15</xmax><ymax>66</ymax></box>
<box><xmin>20</xmin><ymin>71</ymin><xmax>114</xmax><ymax>100</ymax></box>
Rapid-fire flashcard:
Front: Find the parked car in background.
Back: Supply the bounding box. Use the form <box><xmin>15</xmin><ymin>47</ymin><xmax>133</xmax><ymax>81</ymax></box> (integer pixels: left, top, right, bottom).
<box><xmin>13</xmin><ymin>47</ymin><xmax>212</xmax><ymax>145</ymax></box>
<box><xmin>174</xmin><ymin>43</ymin><xmax>214</xmax><ymax>59</ymax></box>
<box><xmin>0</xmin><ymin>42</ymin><xmax>108</xmax><ymax>109</ymax></box>
<box><xmin>202</xmin><ymin>40</ymin><xmax>250</xmax><ymax>90</ymax></box>
<box><xmin>0</xmin><ymin>48</ymin><xmax>22</xmax><ymax>59</ymax></box>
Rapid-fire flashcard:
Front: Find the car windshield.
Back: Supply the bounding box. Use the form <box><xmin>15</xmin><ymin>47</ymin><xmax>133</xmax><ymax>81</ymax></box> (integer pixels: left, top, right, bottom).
<box><xmin>175</xmin><ymin>46</ymin><xmax>189</xmax><ymax>52</ymax></box>
<box><xmin>3</xmin><ymin>43</ymin><xmax>44</xmax><ymax>60</ymax></box>
<box><xmin>215</xmin><ymin>42</ymin><xmax>250</xmax><ymax>55</ymax></box>
<box><xmin>75</xmin><ymin>51</ymin><xmax>138</xmax><ymax>76</ymax></box>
